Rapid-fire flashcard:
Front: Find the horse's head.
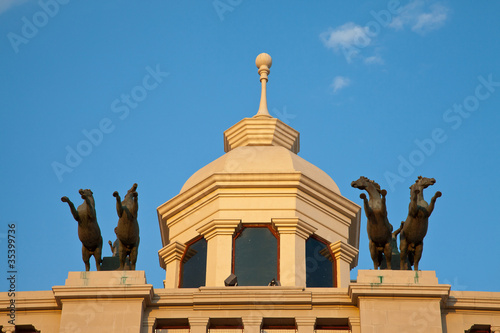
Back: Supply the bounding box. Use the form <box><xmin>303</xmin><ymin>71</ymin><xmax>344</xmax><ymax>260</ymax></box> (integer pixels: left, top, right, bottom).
<box><xmin>79</xmin><ymin>189</ymin><xmax>95</xmax><ymax>205</ymax></box>
<box><xmin>351</xmin><ymin>176</ymin><xmax>369</xmax><ymax>190</ymax></box>
<box><xmin>411</xmin><ymin>176</ymin><xmax>436</xmax><ymax>192</ymax></box>
<box><xmin>351</xmin><ymin>176</ymin><xmax>381</xmax><ymax>191</ymax></box>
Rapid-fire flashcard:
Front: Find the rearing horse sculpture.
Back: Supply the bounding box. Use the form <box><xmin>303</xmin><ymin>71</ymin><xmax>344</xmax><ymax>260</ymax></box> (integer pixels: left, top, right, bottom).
<box><xmin>113</xmin><ymin>183</ymin><xmax>140</xmax><ymax>270</ymax></box>
<box><xmin>351</xmin><ymin>176</ymin><xmax>393</xmax><ymax>270</ymax></box>
<box><xmin>400</xmin><ymin>176</ymin><xmax>441</xmax><ymax>270</ymax></box>
<box><xmin>61</xmin><ymin>189</ymin><xmax>103</xmax><ymax>271</ymax></box>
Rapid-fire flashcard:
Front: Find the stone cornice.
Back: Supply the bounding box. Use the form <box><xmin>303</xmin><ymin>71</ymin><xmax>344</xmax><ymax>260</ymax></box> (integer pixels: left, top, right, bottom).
<box><xmin>196</xmin><ymin>219</ymin><xmax>241</xmax><ymax>241</ymax></box>
<box><xmin>0</xmin><ymin>290</ymin><xmax>59</xmax><ymax>311</ymax></box>
<box><xmin>272</xmin><ymin>218</ymin><xmax>317</xmax><ymax>239</ymax></box>
<box><xmin>224</xmin><ymin>117</ymin><xmax>300</xmax><ymax>154</ymax></box>
<box><xmin>158</xmin><ymin>173</ymin><xmax>359</xmax><ymax>232</ymax></box>
<box><xmin>52</xmin><ymin>284</ymin><xmax>154</xmax><ymax>307</ymax></box>
<box><xmin>446</xmin><ymin>291</ymin><xmax>500</xmax><ymax>311</ymax></box>
<box><xmin>158</xmin><ymin>241</ymin><xmax>187</xmax><ymax>269</ymax></box>
<box><xmin>349</xmin><ymin>284</ymin><xmax>450</xmax><ymax>306</ymax></box>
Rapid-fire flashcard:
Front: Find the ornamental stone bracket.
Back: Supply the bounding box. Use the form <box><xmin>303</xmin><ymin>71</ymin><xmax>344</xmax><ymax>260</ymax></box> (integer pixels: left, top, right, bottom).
<box><xmin>329</xmin><ymin>240</ymin><xmax>359</xmax><ymax>288</ymax></box>
<box><xmin>158</xmin><ymin>241</ymin><xmax>187</xmax><ymax>288</ymax></box>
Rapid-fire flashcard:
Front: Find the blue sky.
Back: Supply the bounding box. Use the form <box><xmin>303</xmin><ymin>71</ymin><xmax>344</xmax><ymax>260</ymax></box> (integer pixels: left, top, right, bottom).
<box><xmin>1</xmin><ymin>1</ymin><xmax>499</xmax><ymax>293</ymax></box>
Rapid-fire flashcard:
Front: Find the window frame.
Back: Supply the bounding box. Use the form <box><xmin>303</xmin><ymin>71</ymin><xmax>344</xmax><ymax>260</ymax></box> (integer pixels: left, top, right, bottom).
<box><xmin>231</xmin><ymin>224</ymin><xmax>280</xmax><ymax>283</ymax></box>
<box><xmin>178</xmin><ymin>235</ymin><xmax>207</xmax><ymax>288</ymax></box>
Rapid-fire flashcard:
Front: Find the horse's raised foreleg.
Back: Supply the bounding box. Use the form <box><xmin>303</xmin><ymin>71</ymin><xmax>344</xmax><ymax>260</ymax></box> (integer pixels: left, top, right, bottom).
<box><xmin>113</xmin><ymin>191</ymin><xmax>124</xmax><ymax>217</ymax></box>
<box><xmin>427</xmin><ymin>191</ymin><xmax>442</xmax><ymax>216</ymax></box>
<box><xmin>380</xmin><ymin>189</ymin><xmax>388</xmax><ymax>217</ymax></box>
<box><xmin>360</xmin><ymin>193</ymin><xmax>373</xmax><ymax>216</ymax></box>
<box><xmin>61</xmin><ymin>197</ymin><xmax>80</xmax><ymax>222</ymax></box>
<box><xmin>413</xmin><ymin>242</ymin><xmax>423</xmax><ymax>271</ymax></box>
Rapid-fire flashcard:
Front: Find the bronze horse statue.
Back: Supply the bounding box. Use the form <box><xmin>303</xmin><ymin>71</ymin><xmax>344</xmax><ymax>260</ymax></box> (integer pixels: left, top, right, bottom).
<box><xmin>351</xmin><ymin>177</ymin><xmax>394</xmax><ymax>269</ymax></box>
<box><xmin>113</xmin><ymin>183</ymin><xmax>140</xmax><ymax>270</ymax></box>
<box><xmin>61</xmin><ymin>189</ymin><xmax>103</xmax><ymax>271</ymax></box>
<box><xmin>400</xmin><ymin>176</ymin><xmax>441</xmax><ymax>270</ymax></box>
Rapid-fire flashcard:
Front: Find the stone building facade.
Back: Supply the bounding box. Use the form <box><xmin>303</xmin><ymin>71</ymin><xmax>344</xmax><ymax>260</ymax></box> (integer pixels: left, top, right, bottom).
<box><xmin>1</xmin><ymin>54</ymin><xmax>499</xmax><ymax>333</ymax></box>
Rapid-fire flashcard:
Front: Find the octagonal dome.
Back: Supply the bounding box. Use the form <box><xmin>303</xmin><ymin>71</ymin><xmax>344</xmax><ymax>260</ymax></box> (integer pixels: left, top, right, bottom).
<box><xmin>180</xmin><ymin>145</ymin><xmax>341</xmax><ymax>195</ymax></box>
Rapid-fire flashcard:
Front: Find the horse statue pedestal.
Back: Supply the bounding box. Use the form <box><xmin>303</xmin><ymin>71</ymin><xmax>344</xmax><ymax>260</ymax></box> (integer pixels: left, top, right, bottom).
<box><xmin>350</xmin><ymin>270</ymin><xmax>450</xmax><ymax>333</ymax></box>
<box><xmin>53</xmin><ymin>271</ymin><xmax>153</xmax><ymax>333</ymax></box>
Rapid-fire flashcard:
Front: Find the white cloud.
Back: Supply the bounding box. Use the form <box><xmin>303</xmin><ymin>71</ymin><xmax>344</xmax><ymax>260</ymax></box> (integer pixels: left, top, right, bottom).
<box><xmin>364</xmin><ymin>55</ymin><xmax>384</xmax><ymax>65</ymax></box>
<box><xmin>0</xmin><ymin>0</ymin><xmax>30</xmax><ymax>15</ymax></box>
<box><xmin>320</xmin><ymin>22</ymin><xmax>371</xmax><ymax>62</ymax></box>
<box><xmin>331</xmin><ymin>76</ymin><xmax>351</xmax><ymax>93</ymax></box>
<box><xmin>389</xmin><ymin>1</ymin><xmax>449</xmax><ymax>35</ymax></box>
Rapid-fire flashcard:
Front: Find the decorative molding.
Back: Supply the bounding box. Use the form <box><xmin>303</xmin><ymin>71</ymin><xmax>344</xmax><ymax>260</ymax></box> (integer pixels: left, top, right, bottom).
<box><xmin>158</xmin><ymin>241</ymin><xmax>187</xmax><ymax>269</ymax></box>
<box><xmin>295</xmin><ymin>317</ymin><xmax>316</xmax><ymax>326</ymax></box>
<box><xmin>272</xmin><ymin>218</ymin><xmax>317</xmax><ymax>239</ymax></box>
<box><xmin>196</xmin><ymin>219</ymin><xmax>241</xmax><ymax>241</ymax></box>
<box><xmin>329</xmin><ymin>240</ymin><xmax>359</xmax><ymax>264</ymax></box>
<box><xmin>224</xmin><ymin>117</ymin><xmax>300</xmax><ymax>154</ymax></box>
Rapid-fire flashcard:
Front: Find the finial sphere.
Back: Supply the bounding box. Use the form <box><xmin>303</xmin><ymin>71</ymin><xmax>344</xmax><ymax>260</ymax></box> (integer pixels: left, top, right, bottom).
<box><xmin>256</xmin><ymin>53</ymin><xmax>272</xmax><ymax>69</ymax></box>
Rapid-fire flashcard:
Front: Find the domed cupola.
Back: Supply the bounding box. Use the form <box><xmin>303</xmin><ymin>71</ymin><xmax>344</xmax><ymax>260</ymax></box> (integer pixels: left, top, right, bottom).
<box><xmin>157</xmin><ymin>54</ymin><xmax>361</xmax><ymax>289</ymax></box>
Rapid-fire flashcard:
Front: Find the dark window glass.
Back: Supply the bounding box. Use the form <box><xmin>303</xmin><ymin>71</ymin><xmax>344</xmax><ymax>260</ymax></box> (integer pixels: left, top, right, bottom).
<box><xmin>234</xmin><ymin>227</ymin><xmax>278</xmax><ymax>286</ymax></box>
<box><xmin>306</xmin><ymin>237</ymin><xmax>333</xmax><ymax>287</ymax></box>
<box><xmin>181</xmin><ymin>237</ymin><xmax>207</xmax><ymax>288</ymax></box>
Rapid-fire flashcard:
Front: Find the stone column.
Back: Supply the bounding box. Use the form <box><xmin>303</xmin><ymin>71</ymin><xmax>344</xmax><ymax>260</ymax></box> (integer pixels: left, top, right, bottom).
<box><xmin>295</xmin><ymin>317</ymin><xmax>316</xmax><ymax>333</ymax></box>
<box><xmin>491</xmin><ymin>326</ymin><xmax>500</xmax><ymax>333</ymax></box>
<box><xmin>242</xmin><ymin>316</ymin><xmax>262</xmax><ymax>333</ymax></box>
<box><xmin>348</xmin><ymin>317</ymin><xmax>361</xmax><ymax>333</ymax></box>
<box><xmin>272</xmin><ymin>218</ymin><xmax>316</xmax><ymax>287</ymax></box>
<box><xmin>197</xmin><ymin>219</ymin><xmax>240</xmax><ymax>287</ymax></box>
<box><xmin>189</xmin><ymin>317</ymin><xmax>209</xmax><ymax>333</ymax></box>
<box><xmin>159</xmin><ymin>241</ymin><xmax>186</xmax><ymax>288</ymax></box>
<box><xmin>329</xmin><ymin>240</ymin><xmax>358</xmax><ymax>288</ymax></box>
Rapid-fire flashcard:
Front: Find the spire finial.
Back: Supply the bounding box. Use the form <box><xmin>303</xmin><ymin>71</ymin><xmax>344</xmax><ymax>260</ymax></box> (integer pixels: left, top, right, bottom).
<box><xmin>254</xmin><ymin>53</ymin><xmax>273</xmax><ymax>118</ymax></box>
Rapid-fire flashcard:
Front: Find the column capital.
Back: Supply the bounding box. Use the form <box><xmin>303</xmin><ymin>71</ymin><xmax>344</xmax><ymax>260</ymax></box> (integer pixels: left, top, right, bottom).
<box><xmin>329</xmin><ymin>240</ymin><xmax>358</xmax><ymax>264</ymax></box>
<box><xmin>295</xmin><ymin>317</ymin><xmax>316</xmax><ymax>326</ymax></box>
<box><xmin>242</xmin><ymin>316</ymin><xmax>263</xmax><ymax>327</ymax></box>
<box><xmin>197</xmin><ymin>219</ymin><xmax>241</xmax><ymax>241</ymax></box>
<box><xmin>272</xmin><ymin>218</ymin><xmax>317</xmax><ymax>239</ymax></box>
<box><xmin>189</xmin><ymin>317</ymin><xmax>210</xmax><ymax>327</ymax></box>
<box><xmin>158</xmin><ymin>241</ymin><xmax>187</xmax><ymax>269</ymax></box>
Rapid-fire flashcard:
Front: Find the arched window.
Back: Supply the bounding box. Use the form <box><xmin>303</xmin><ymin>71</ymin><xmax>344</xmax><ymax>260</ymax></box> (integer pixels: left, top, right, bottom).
<box><xmin>306</xmin><ymin>236</ymin><xmax>334</xmax><ymax>287</ymax></box>
<box><xmin>180</xmin><ymin>237</ymin><xmax>207</xmax><ymax>288</ymax></box>
<box><xmin>233</xmin><ymin>225</ymin><xmax>279</xmax><ymax>286</ymax></box>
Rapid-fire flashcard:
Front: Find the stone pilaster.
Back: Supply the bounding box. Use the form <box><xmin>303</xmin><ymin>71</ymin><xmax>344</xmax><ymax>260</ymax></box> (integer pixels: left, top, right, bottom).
<box><xmin>197</xmin><ymin>219</ymin><xmax>240</xmax><ymax>287</ymax></box>
<box><xmin>242</xmin><ymin>316</ymin><xmax>262</xmax><ymax>333</ymax></box>
<box><xmin>329</xmin><ymin>240</ymin><xmax>358</xmax><ymax>288</ymax></box>
<box><xmin>189</xmin><ymin>317</ymin><xmax>209</xmax><ymax>333</ymax></box>
<box><xmin>159</xmin><ymin>241</ymin><xmax>187</xmax><ymax>288</ymax></box>
<box><xmin>272</xmin><ymin>218</ymin><xmax>316</xmax><ymax>287</ymax></box>
<box><xmin>295</xmin><ymin>317</ymin><xmax>316</xmax><ymax>333</ymax></box>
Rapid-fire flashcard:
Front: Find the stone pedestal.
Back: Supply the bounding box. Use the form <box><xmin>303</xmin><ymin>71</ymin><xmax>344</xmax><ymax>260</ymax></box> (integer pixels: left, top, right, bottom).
<box><xmin>349</xmin><ymin>270</ymin><xmax>450</xmax><ymax>333</ymax></box>
<box><xmin>53</xmin><ymin>271</ymin><xmax>153</xmax><ymax>333</ymax></box>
